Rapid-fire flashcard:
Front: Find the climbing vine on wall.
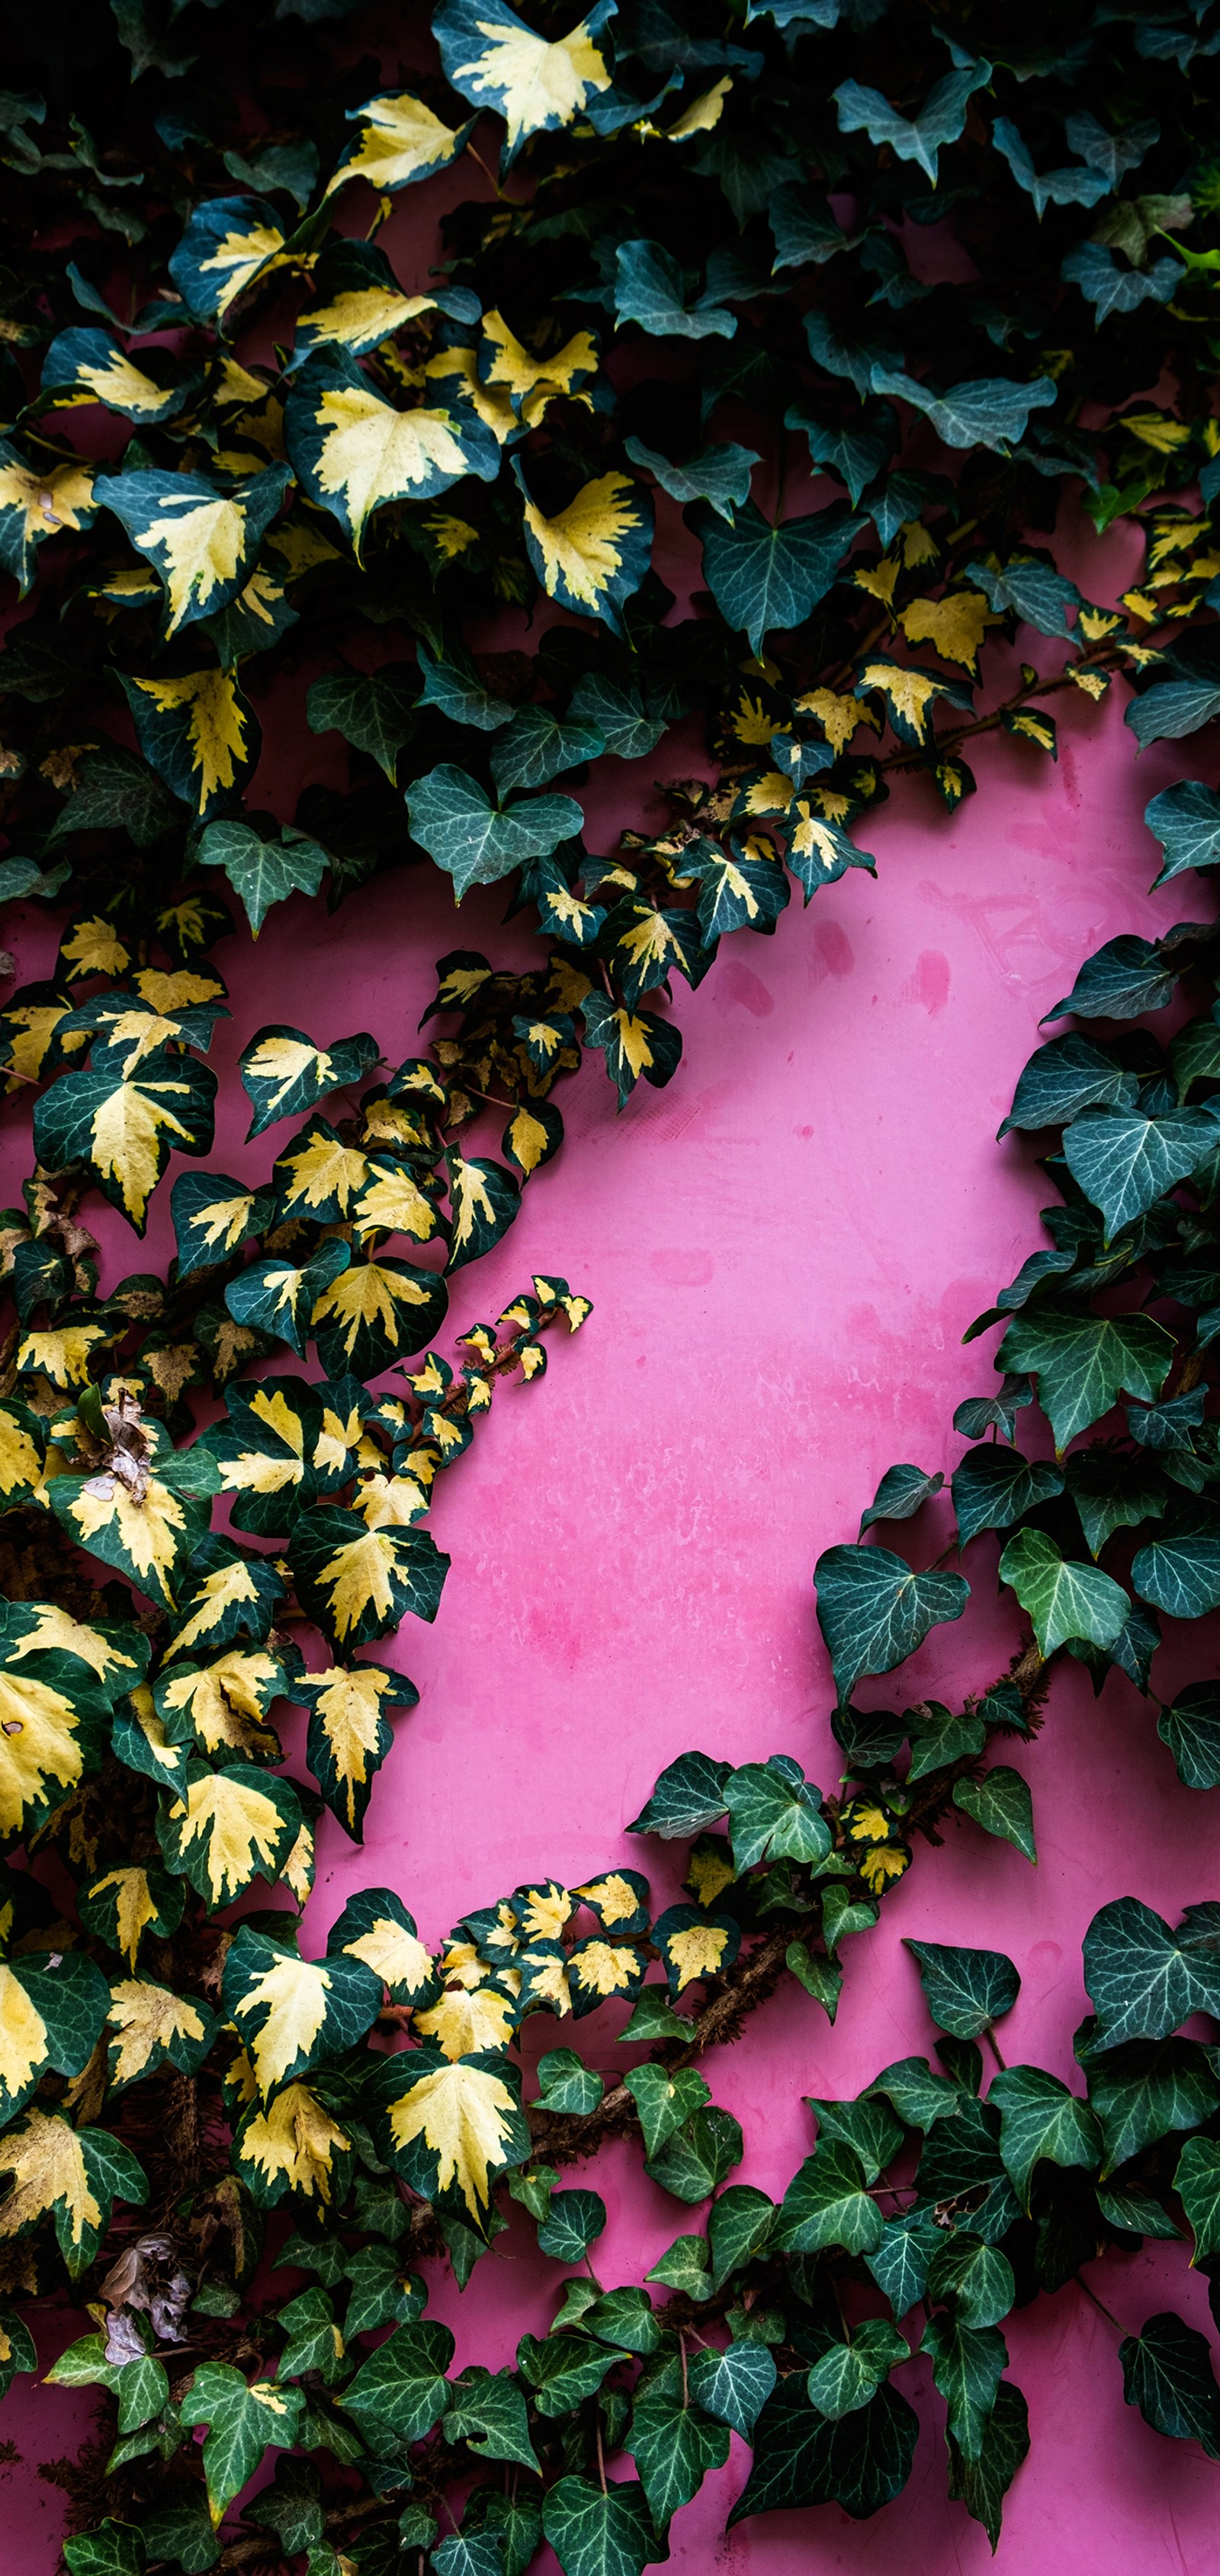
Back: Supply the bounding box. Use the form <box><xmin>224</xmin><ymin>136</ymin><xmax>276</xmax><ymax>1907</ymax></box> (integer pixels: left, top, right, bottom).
<box><xmin>1</xmin><ymin>0</ymin><xmax>1220</xmax><ymax>2569</ymax></box>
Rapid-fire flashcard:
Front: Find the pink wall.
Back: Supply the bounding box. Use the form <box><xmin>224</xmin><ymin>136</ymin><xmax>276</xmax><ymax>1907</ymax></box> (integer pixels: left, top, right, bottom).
<box><xmin>5</xmin><ymin>599</ymin><xmax>1220</xmax><ymax>2566</ymax></box>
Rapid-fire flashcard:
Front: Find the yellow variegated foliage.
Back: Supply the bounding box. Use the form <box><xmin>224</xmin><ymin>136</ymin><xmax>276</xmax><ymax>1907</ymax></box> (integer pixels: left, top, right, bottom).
<box><xmin>385</xmin><ymin>2057</ymin><xmax>520</xmax><ymax>2218</ymax></box>
<box><xmin>657</xmin><ymin>75</ymin><xmax>732</xmax><ymax>137</ymax></box>
<box><xmin>685</xmin><ymin>1845</ymin><xmax>737</xmax><ymax>1909</ymax></box>
<box><xmin>0</xmin><ymin>1966</ymin><xmax>50</xmax><ymax>2105</ymax></box>
<box><xmin>157</xmin><ymin>1650</ymin><xmax>284</xmax><ymax>1762</ymax></box>
<box><xmin>342</xmin><ymin>1913</ymin><xmax>433</xmax><ymax>1995</ymax></box>
<box><xmin>134</xmin><ymin>967</ymin><xmax>226</xmax><ymax>1010</ymax></box>
<box><xmin>0</xmin><ymin>2109</ymin><xmax>99</xmax><ymax>2250</ymax></box>
<box><xmin>516</xmin><ymin>1884</ymin><xmax>571</xmax><ymax>1942</ymax></box>
<box><xmin>0</xmin><ymin>455</ymin><xmax>97</xmax><ymax>583</ymax></box>
<box><xmin>665</xmin><ymin>1922</ymin><xmax>730</xmax><ymax>1990</ymax></box>
<box><xmin>242</xmin><ymin>1034</ymin><xmax>333</xmax><ymax>1115</ymax></box>
<box><xmin>277</xmin><ymin>1129</ymin><xmax>368</xmax><ymax>1217</ymax></box>
<box><xmin>69</xmin><ymin>1068</ymin><xmax>205</xmax><ymax>1231</ymax></box>
<box><xmin>480</xmin><ymin>312</ymin><xmax>598</xmax><ymax>427</ymax></box>
<box><xmin>448</xmin><ymin>13</ymin><xmax>611</xmax><ymax>153</ymax></box>
<box><xmin>414</xmin><ymin>1986</ymin><xmax>515</xmax><ymax>2059</ymax></box>
<box><xmin>298</xmin><ymin>1524</ymin><xmax>406</xmax><ymax>1643</ymax></box>
<box><xmin>573</xmin><ymin>1872</ymin><xmax>642</xmax><ymax>1926</ymax></box>
<box><xmin>124</xmin><ymin>1686</ymin><xmax>188</xmax><ymax>1788</ymax></box>
<box><xmin>233</xmin><ymin>1952</ymin><xmax>332</xmax><ymax>2093</ymax></box>
<box><xmin>106</xmin><ymin>1980</ymin><xmax>208</xmax><ymax>2086</ymax></box>
<box><xmin>310</xmin><ymin>1261</ymin><xmax>435</xmax><ymax>1363</ymax></box>
<box><xmin>200</xmin><ymin>217</ymin><xmax>287</xmax><ymax>321</ymax></box>
<box><xmin>352</xmin><ymin>1164</ymin><xmax>438</xmax><ymax>1242</ymax></box>
<box><xmin>326</xmin><ymin>92</ymin><xmax>469</xmax><ymax>196</ymax></box>
<box><xmin>239</xmin><ymin>2083</ymin><xmax>351</xmax><ymax>2203</ymax></box>
<box><xmin>163</xmin><ymin>1557</ymin><xmax>266</xmax><ymax>1660</ymax></box>
<box><xmin>281</xmin><ymin>1820</ymin><xmax>316</xmax><ymax>1912</ymax></box>
<box><xmin>504</xmin><ymin>1107</ymin><xmax>551</xmax><ymax>1174</ymax></box>
<box><xmin>306</xmin><ymin>1665</ymin><xmax>401</xmax><ymax>1828</ymax></box>
<box><xmin>165</xmin><ymin>1769</ymin><xmax>291</xmax><ymax>1906</ymax></box>
<box><xmin>0</xmin><ymin>1665</ymin><xmax>91</xmax><ymax>1837</ymax></box>
<box><xmin>181</xmin><ymin>1185</ymin><xmax>262</xmax><ymax>1263</ymax></box>
<box><xmin>900</xmin><ymin>588</ymin><xmax>998</xmax><ymax>676</ymax></box>
<box><xmin>127</xmin><ymin>668</ymin><xmax>252</xmax><ymax>813</ymax></box>
<box><xmin>0</xmin><ymin>1409</ymin><xmax>43</xmax><ymax>1502</ymax></box>
<box><xmin>130</xmin><ymin>487</ymin><xmax>252</xmax><ymax>634</ymax></box>
<box><xmin>64</xmin><ymin>1474</ymin><xmax>193</xmax><ymax>1598</ymax></box>
<box><xmin>570</xmin><ymin>1940</ymin><xmax>642</xmax><ymax>1999</ymax></box>
<box><xmin>85</xmin><ymin>1868</ymin><xmax>162</xmax><ymax>1967</ymax></box>
<box><xmin>307</xmin><ymin>382</ymin><xmax>475</xmax><ymax>550</ymax></box>
<box><xmin>856</xmin><ymin>661</ymin><xmax>946</xmax><ymax>744</ymax></box>
<box><xmin>61</xmin><ymin>918</ymin><xmax>130</xmax><ymax>978</ymax></box>
<box><xmin>520</xmin><ymin>472</ymin><xmax>641</xmax><ymax>615</ymax></box>
<box><xmin>16</xmin><ymin>1322</ymin><xmax>110</xmax><ymax>1387</ymax></box>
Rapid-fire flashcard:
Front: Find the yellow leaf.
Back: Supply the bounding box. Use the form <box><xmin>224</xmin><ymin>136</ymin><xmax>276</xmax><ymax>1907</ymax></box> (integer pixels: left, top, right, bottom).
<box><xmin>0</xmin><ymin>455</ymin><xmax>96</xmax><ymax>551</ymax></box>
<box><xmin>685</xmin><ymin>1845</ymin><xmax>736</xmax><ymax>1908</ymax></box>
<box><xmin>0</xmin><ymin>2107</ymin><xmax>98</xmax><ymax>2250</ymax></box>
<box><xmin>60</xmin><ymin>917</ymin><xmax>130</xmax><ymax>979</ymax></box>
<box><xmin>857</xmin><ymin>661</ymin><xmax>943</xmax><ymax>743</ymax></box>
<box><xmin>326</xmin><ymin>92</ymin><xmax>468</xmax><ymax>196</ymax></box>
<box><xmin>157</xmin><ymin>1651</ymin><xmax>284</xmax><ymax>1762</ymax></box>
<box><xmin>853</xmin><ymin>557</ymin><xmax>900</xmax><ymax>607</ymax></box>
<box><xmin>136</xmin><ymin>488</ymin><xmax>252</xmax><ymax>634</ymax></box>
<box><xmin>310</xmin><ymin>384</ymin><xmax>474</xmax><ymax>550</ymax></box>
<box><xmin>276</xmin><ymin>1129</ymin><xmax>368</xmax><ymax>1218</ymax></box>
<box><xmin>0</xmin><ymin>1966</ymin><xmax>49</xmax><ymax>2105</ymax></box>
<box><xmin>307</xmin><ymin>1664</ymin><xmax>401</xmax><ymax>1828</ymax></box>
<box><xmin>1077</xmin><ymin>606</ymin><xmax>1122</xmax><ymax>642</ymax></box>
<box><xmin>846</xmin><ymin>1802</ymin><xmax>891</xmax><ymax>1843</ymax></box>
<box><xmin>423</xmin><ymin>345</ymin><xmax>518</xmax><ymax>446</ymax></box>
<box><xmin>122</xmin><ymin>1685</ymin><xmax>185</xmax><ymax>1786</ymax></box>
<box><xmin>163</xmin><ymin>1557</ymin><xmax>265</xmax><ymax>1661</ymax></box>
<box><xmin>423</xmin><ymin>511</ymin><xmax>478</xmax><ymax>560</ymax></box>
<box><xmin>414</xmin><ymin>1987</ymin><xmax>515</xmax><ymax>2058</ymax></box>
<box><xmin>0</xmin><ymin>1408</ymin><xmax>43</xmax><ymax>1502</ymax></box>
<box><xmin>298</xmin><ymin>1525</ymin><xmax>403</xmax><ymax>1644</ymax></box>
<box><xmin>310</xmin><ymin>1259</ymin><xmax>435</xmax><ymax>1363</ymax></box>
<box><xmin>1068</xmin><ymin>666</ymin><xmax>1109</xmax><ymax>700</ymax></box>
<box><xmin>134</xmin><ymin>967</ymin><xmax>226</xmax><ymax>1010</ymax></box>
<box><xmin>518</xmin><ymin>1886</ymin><xmax>570</xmax><ymax>1942</ymax></box>
<box><xmin>479</xmin><ymin>311</ymin><xmax>598</xmax><ymax>429</ymax></box>
<box><xmin>11</xmin><ymin>1612</ymin><xmax>142</xmax><ymax>1691</ymax></box>
<box><xmin>740</xmin><ymin>769</ymin><xmax>794</xmax><ymax>815</ymax></box>
<box><xmin>281</xmin><ymin>1820</ymin><xmax>315</xmax><ymax>1910</ymax></box>
<box><xmin>450</xmin><ymin>14</ymin><xmax>611</xmax><ymax>152</ymax></box>
<box><xmin>520</xmin><ymin>471</ymin><xmax>640</xmax><ymax>614</ymax></box>
<box><xmin>239</xmin><ymin>2082</ymin><xmax>350</xmax><ymax>2202</ymax></box>
<box><xmin>201</xmin><ymin>220</ymin><xmax>287</xmax><ymax>321</ymax></box>
<box><xmin>342</xmin><ymin>1914</ymin><xmax>433</xmax><ymax>1993</ymax></box>
<box><xmin>106</xmin><ymin>1980</ymin><xmax>207</xmax><ymax>2086</ymax></box>
<box><xmin>1121</xmin><ymin>410</ymin><xmax>1190</xmax><ymax>454</ymax></box>
<box><xmin>900</xmin><ymin>519</ymin><xmax>940</xmax><ymax>570</ymax></box>
<box><xmin>244</xmin><ymin>1035</ymin><xmax>333</xmax><ymax>1115</ymax></box>
<box><xmin>66</xmin><ymin>1476</ymin><xmax>190</xmax><ymax>1596</ymax></box>
<box><xmin>572</xmin><ymin>1872</ymin><xmax>642</xmax><ymax>1927</ymax></box>
<box><xmin>352</xmin><ymin>1164</ymin><xmax>438</xmax><ymax>1243</ymax></box>
<box><xmin>900</xmin><ymin>589</ymin><xmax>997</xmax><ymax>676</ymax></box>
<box><xmin>386</xmin><ymin>2058</ymin><xmax>519</xmax><ymax>2218</ymax></box>
<box><xmin>0</xmin><ymin>1667</ymin><xmax>87</xmax><ymax>1838</ymax></box>
<box><xmin>664</xmin><ymin>1923</ymin><xmax>729</xmax><ymax>1990</ymax></box>
<box><xmin>129</xmin><ymin>668</ymin><xmax>252</xmax><ymax>814</ymax></box>
<box><xmin>793</xmin><ymin>686</ymin><xmax>877</xmax><ymax>757</ymax></box>
<box><xmin>301</xmin><ymin>284</ymin><xmax>433</xmax><ymax>351</ymax></box>
<box><xmin>859</xmin><ymin>1845</ymin><xmax>909</xmax><ymax>1892</ymax></box>
<box><xmin>16</xmin><ymin>1323</ymin><xmax>111</xmax><ymax>1389</ymax></box>
<box><xmin>3</xmin><ymin>998</ymin><xmax>73</xmax><ymax>1092</ymax></box>
<box><xmin>660</xmin><ymin>75</ymin><xmax>730</xmax><ymax>138</ymax></box>
<box><xmin>571</xmin><ymin>1941</ymin><xmax>641</xmax><ymax>1999</ymax></box>
<box><xmin>233</xmin><ymin>1952</ymin><xmax>332</xmax><ymax>2094</ymax></box>
<box><xmin>182</xmin><ymin>1187</ymin><xmax>262</xmax><ymax>1262</ymax></box>
<box><xmin>85</xmin><ymin>1868</ymin><xmax>160</xmax><ymax>1969</ymax></box>
<box><xmin>168</xmin><ymin>1769</ymin><xmax>293</xmax><ymax>1906</ymax></box>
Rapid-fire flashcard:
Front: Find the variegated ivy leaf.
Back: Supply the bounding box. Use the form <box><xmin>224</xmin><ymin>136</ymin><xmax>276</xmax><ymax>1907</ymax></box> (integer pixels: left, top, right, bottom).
<box><xmin>513</xmin><ymin>462</ymin><xmax>654</xmax><ymax>634</ymax></box>
<box><xmin>326</xmin><ymin>88</ymin><xmax>474</xmax><ymax>197</ymax></box>
<box><xmin>310</xmin><ymin>1254</ymin><xmax>450</xmax><ymax>1380</ymax></box>
<box><xmin>152</xmin><ymin>1643</ymin><xmax>297</xmax><ymax>1766</ymax></box>
<box><xmin>477</xmin><ymin>309</ymin><xmax>599</xmax><ymax>429</ymax></box>
<box><xmin>352</xmin><ymin>1156</ymin><xmax>445</xmax><ymax>1248</ymax></box>
<box><xmin>0</xmin><ymin>982</ymin><xmax>82</xmax><ymax>1093</ymax></box>
<box><xmin>221</xmin><ymin>1926</ymin><xmax>383</xmax><ymax>2101</ymax></box>
<box><xmin>289</xmin><ymin>240</ymin><xmax>440</xmax><ymax>369</ymax></box>
<box><xmin>156</xmin><ymin>1761</ymin><xmax>303</xmax><ymax>1910</ymax></box>
<box><xmin>652</xmin><ymin>1903</ymin><xmax>741</xmax><ymax>1994</ymax></box>
<box><xmin>329</xmin><ymin>1887</ymin><xmax>436</xmax><ymax>2006</ymax></box>
<box><xmin>854</xmin><ymin>659</ymin><xmax>973</xmax><ymax>750</ymax></box>
<box><xmin>291</xmin><ymin>1505</ymin><xmax>450</xmax><ymax>1650</ymax></box>
<box><xmin>163</xmin><ymin>1534</ymin><xmax>287</xmax><ymax>1660</ymax></box>
<box><xmin>95</xmin><ymin>466</ymin><xmax>291</xmax><ymax>636</ymax></box>
<box><xmin>171</xmin><ymin>1170</ymin><xmax>277</xmax><ymax>1277</ymax></box>
<box><xmin>120</xmin><ymin>667</ymin><xmax>261</xmax><ymax>823</ymax></box>
<box><xmin>198</xmin><ymin>1378</ymin><xmax>325</xmax><ymax>1538</ymax></box>
<box><xmin>33</xmin><ymin>1046</ymin><xmax>217</xmax><ymax>1234</ymax></box>
<box><xmin>0</xmin><ymin>1951</ymin><xmax>110</xmax><ymax>2125</ymax></box>
<box><xmin>297</xmin><ymin>1660</ymin><xmax>419</xmax><ymax>1840</ymax></box>
<box><xmin>567</xmin><ymin>1936</ymin><xmax>649</xmax><ymax>2016</ymax></box>
<box><xmin>273</xmin><ymin>1116</ymin><xmax>371</xmax><ymax>1224</ymax></box>
<box><xmin>0</xmin><ymin>444</ymin><xmax>98</xmax><ymax>594</ymax></box>
<box><xmin>78</xmin><ymin>1864</ymin><xmax>185</xmax><ymax>1969</ymax></box>
<box><xmin>415</xmin><ymin>1983</ymin><xmax>518</xmax><ymax>2058</ymax></box>
<box><xmin>104</xmin><ymin>1977</ymin><xmax>217</xmax><ymax>2090</ymax></box>
<box><xmin>502</xmin><ymin>1100</ymin><xmax>563</xmax><ymax>1177</ymax></box>
<box><xmin>582</xmin><ymin>991</ymin><xmax>682</xmax><ymax>1107</ymax></box>
<box><xmin>112</xmin><ymin>1684</ymin><xmax>191</xmax><ymax>1797</ymax></box>
<box><xmin>57</xmin><ymin>991</ymin><xmax>230</xmax><ymax>1076</ymax></box>
<box><xmin>233</xmin><ymin>2081</ymin><xmax>354</xmax><ymax>2209</ymax></box>
<box><xmin>434</xmin><ymin>0</ymin><xmax>615</xmax><ymax>163</ymax></box>
<box><xmin>14</xmin><ymin>1317</ymin><xmax>112</xmax><ymax>1390</ymax></box>
<box><xmin>369</xmin><ymin>2043</ymin><xmax>531</xmax><ymax>2227</ymax></box>
<box><xmin>284</xmin><ymin>348</ymin><xmax>499</xmax><ymax>558</ymax></box>
<box><xmin>572</xmin><ymin>1869</ymin><xmax>651</xmax><ymax>1936</ymax></box>
<box><xmin>239</xmin><ymin>1025</ymin><xmax>380</xmax><ymax>1139</ymax></box>
<box><xmin>679</xmin><ymin>837</ymin><xmax>790</xmax><ymax>943</ymax></box>
<box><xmin>445</xmin><ymin>1147</ymin><xmax>520</xmax><ymax>1274</ymax></box>
<box><xmin>225</xmin><ymin>1239</ymin><xmax>352</xmax><ymax>1362</ymax></box>
<box><xmin>179</xmin><ymin>2360</ymin><xmax>305</xmax><ymax>2526</ymax></box>
<box><xmin>0</xmin><ymin>1399</ymin><xmax>46</xmax><ymax>1508</ymax></box>
<box><xmin>48</xmin><ymin>1442</ymin><xmax>220</xmax><ymax>1611</ymax></box>
<box><xmin>39</xmin><ymin>328</ymin><xmax>194</xmax><ymax>426</ymax></box>
<box><xmin>168</xmin><ymin>194</ymin><xmax>291</xmax><ymax>325</ymax></box>
<box><xmin>0</xmin><ymin>2107</ymin><xmax>147</xmax><ymax>2279</ymax></box>
<box><xmin>783</xmin><ymin>800</ymin><xmax>877</xmax><ymax>898</ymax></box>
<box><xmin>313</xmin><ymin>1376</ymin><xmax>374</xmax><ymax>1495</ymax></box>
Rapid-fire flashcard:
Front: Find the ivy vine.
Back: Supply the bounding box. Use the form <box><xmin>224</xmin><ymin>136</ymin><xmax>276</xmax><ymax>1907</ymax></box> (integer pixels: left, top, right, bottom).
<box><xmin>0</xmin><ymin>0</ymin><xmax>1219</xmax><ymax>2571</ymax></box>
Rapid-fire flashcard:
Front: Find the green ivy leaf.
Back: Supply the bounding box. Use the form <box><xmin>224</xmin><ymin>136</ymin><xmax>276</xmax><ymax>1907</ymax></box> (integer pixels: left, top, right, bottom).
<box><xmin>997</xmin><ymin>1527</ymin><xmax>1129</xmax><ymax>1656</ymax></box>
<box><xmin>540</xmin><ymin>2475</ymin><xmax>659</xmax><ymax>2576</ymax></box>
<box><xmin>814</xmin><ymin>1543</ymin><xmax>969</xmax><ymax>1704</ymax></box>
<box><xmin>1084</xmin><ymin>1897</ymin><xmax>1220</xmax><ymax>2045</ymax></box>
<box><xmin>1119</xmin><ymin>2311</ymin><xmax>1220</xmax><ymax>2457</ymax></box>
<box><xmin>952</xmin><ymin>1768</ymin><xmax>1036</xmax><ymax>1861</ymax></box>
<box><xmin>727</xmin><ymin>2379</ymin><xmax>919</xmax><ymax>2523</ymax></box>
<box><xmin>407</xmin><ymin>765</ymin><xmax>583</xmax><ymax>901</ymax></box>
<box><xmin>997</xmin><ymin>1305</ymin><xmax>1173</xmax><ymax>1450</ymax></box>
<box><xmin>691</xmin><ymin>498</ymin><xmax>864</xmax><ymax>655</ymax></box>
<box><xmin>904</xmin><ymin>1941</ymin><xmax>1020</xmax><ymax>2039</ymax></box>
<box><xmin>180</xmin><ymin>2362</ymin><xmax>306</xmax><ymax>2524</ymax></box>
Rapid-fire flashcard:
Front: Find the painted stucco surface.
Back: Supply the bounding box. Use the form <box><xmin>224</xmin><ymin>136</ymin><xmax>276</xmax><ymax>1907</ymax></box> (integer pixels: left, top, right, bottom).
<box><xmin>4</xmin><ymin>619</ymin><xmax>1219</xmax><ymax>2567</ymax></box>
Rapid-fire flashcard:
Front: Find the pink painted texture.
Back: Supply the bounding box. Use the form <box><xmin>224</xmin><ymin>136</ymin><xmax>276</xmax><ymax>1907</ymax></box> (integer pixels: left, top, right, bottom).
<box><xmin>5</xmin><ymin>665</ymin><xmax>1218</xmax><ymax>2568</ymax></box>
